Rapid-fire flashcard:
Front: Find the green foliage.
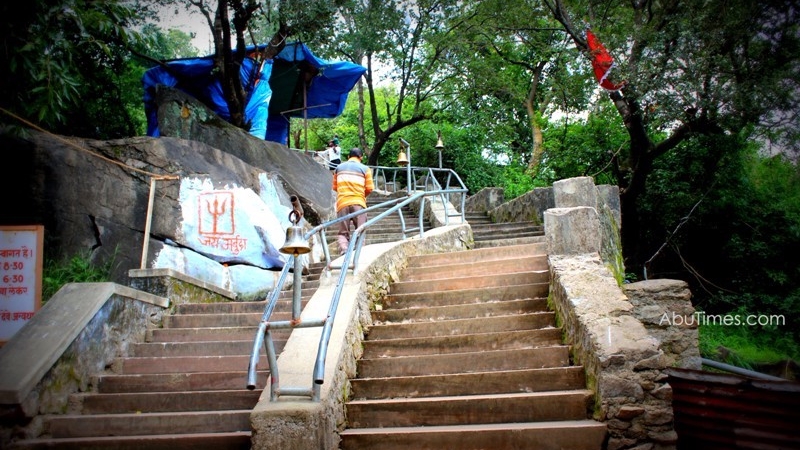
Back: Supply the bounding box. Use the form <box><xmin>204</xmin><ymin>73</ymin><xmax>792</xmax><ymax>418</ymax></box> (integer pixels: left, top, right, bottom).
<box><xmin>538</xmin><ymin>105</ymin><xmax>629</xmax><ymax>186</ymax></box>
<box><xmin>42</xmin><ymin>252</ymin><xmax>116</xmax><ymax>303</ymax></box>
<box><xmin>0</xmin><ymin>0</ymin><xmax>147</xmax><ymax>136</ymax></box>
<box><xmin>699</xmin><ymin>309</ymin><xmax>800</xmax><ymax>370</ymax></box>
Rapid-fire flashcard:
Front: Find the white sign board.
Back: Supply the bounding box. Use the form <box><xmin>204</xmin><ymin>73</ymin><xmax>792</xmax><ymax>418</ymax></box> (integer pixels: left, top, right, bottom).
<box><xmin>0</xmin><ymin>225</ymin><xmax>43</xmax><ymax>345</ymax></box>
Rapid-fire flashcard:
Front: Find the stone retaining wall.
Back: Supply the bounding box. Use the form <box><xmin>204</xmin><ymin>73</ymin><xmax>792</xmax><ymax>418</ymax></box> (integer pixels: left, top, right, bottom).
<box><xmin>546</xmin><ymin>176</ymin><xmax>700</xmax><ymax>450</ymax></box>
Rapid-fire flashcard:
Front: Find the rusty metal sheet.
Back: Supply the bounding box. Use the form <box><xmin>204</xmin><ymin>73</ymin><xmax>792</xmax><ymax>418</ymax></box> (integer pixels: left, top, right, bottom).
<box><xmin>667</xmin><ymin>367</ymin><xmax>800</xmax><ymax>449</ymax></box>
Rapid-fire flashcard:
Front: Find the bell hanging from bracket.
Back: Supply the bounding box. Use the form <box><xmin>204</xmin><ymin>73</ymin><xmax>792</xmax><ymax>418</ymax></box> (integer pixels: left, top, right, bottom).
<box><xmin>279</xmin><ymin>209</ymin><xmax>311</xmax><ymax>256</ymax></box>
<box><xmin>396</xmin><ymin>151</ymin><xmax>409</xmax><ymax>166</ymax></box>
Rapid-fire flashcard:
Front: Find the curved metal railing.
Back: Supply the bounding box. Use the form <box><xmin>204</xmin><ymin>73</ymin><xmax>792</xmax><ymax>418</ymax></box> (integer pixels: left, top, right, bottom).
<box><xmin>246</xmin><ymin>166</ymin><xmax>468</xmax><ymax>401</ymax></box>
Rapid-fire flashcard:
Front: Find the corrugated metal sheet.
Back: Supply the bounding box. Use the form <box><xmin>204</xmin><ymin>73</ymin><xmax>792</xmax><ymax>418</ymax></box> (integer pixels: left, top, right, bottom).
<box><xmin>668</xmin><ymin>367</ymin><xmax>800</xmax><ymax>449</ymax></box>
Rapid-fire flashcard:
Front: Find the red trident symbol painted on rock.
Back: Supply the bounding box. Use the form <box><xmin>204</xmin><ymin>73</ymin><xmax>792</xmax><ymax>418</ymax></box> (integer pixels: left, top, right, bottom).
<box><xmin>207</xmin><ymin>196</ymin><xmax>227</xmax><ymax>234</ymax></box>
<box><xmin>198</xmin><ymin>192</ymin><xmax>235</xmax><ymax>236</ymax></box>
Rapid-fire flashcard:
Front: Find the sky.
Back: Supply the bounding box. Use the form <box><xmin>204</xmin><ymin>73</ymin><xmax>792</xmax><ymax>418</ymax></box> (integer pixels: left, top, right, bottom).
<box><xmin>157</xmin><ymin>6</ymin><xmax>214</xmax><ymax>55</ymax></box>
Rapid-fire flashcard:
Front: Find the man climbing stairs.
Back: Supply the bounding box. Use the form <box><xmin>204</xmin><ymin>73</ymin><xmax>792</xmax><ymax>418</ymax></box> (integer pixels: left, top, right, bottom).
<box><xmin>339</xmin><ymin>243</ymin><xmax>607</xmax><ymax>449</ymax></box>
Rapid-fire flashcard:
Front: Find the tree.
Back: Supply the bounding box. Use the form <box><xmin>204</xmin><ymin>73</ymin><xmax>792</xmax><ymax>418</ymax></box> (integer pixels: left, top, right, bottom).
<box><xmin>542</xmin><ymin>0</ymin><xmax>800</xmax><ymax>272</ymax></box>
<box><xmin>0</xmin><ymin>0</ymin><xmax>145</xmax><ymax>135</ymax></box>
<box><xmin>331</xmin><ymin>0</ymin><xmax>466</xmax><ymax>166</ymax></box>
<box><xmin>156</xmin><ymin>0</ymin><xmax>341</xmax><ymax>133</ymax></box>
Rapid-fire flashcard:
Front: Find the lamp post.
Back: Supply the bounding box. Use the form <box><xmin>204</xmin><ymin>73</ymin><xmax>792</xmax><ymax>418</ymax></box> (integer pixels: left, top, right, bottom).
<box><xmin>435</xmin><ymin>130</ymin><xmax>444</xmax><ymax>169</ymax></box>
<box><xmin>397</xmin><ymin>138</ymin><xmax>412</xmax><ymax>194</ymax></box>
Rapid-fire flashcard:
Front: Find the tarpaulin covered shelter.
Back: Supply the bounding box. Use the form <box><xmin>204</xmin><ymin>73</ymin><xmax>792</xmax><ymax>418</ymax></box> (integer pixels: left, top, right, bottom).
<box><xmin>142</xmin><ymin>41</ymin><xmax>366</xmax><ymax>144</ymax></box>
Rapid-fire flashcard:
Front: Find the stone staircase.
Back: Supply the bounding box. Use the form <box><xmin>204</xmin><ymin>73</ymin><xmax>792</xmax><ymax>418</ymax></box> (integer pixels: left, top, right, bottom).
<box><xmin>326</xmin><ymin>197</ymin><xmax>431</xmax><ymax>251</ymax></box>
<box><xmin>9</xmin><ymin>264</ymin><xmax>327</xmax><ymax>450</ymax></box>
<box><xmin>465</xmin><ymin>211</ymin><xmax>544</xmax><ymax>248</ymax></box>
<box><xmin>339</xmin><ymin>242</ymin><xmax>607</xmax><ymax>449</ymax></box>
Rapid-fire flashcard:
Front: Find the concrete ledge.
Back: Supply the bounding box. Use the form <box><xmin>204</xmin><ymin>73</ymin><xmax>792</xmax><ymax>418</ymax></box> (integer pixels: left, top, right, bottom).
<box><xmin>129</xmin><ymin>267</ymin><xmax>237</xmax><ymax>301</ymax></box>
<box><xmin>0</xmin><ymin>283</ymin><xmax>167</xmax><ymax>413</ymax></box>
<box><xmin>250</xmin><ymin>224</ymin><xmax>471</xmax><ymax>450</ymax></box>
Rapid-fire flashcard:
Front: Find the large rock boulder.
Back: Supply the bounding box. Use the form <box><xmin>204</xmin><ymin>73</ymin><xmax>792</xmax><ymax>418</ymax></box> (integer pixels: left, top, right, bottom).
<box><xmin>155</xmin><ymin>86</ymin><xmax>334</xmax><ymax>224</ymax></box>
<box><xmin>2</xmin><ymin>94</ymin><xmax>335</xmax><ymax>297</ymax></box>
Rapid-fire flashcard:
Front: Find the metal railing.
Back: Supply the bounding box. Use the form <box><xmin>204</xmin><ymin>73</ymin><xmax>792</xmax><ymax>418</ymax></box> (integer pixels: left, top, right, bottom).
<box><xmin>246</xmin><ymin>166</ymin><xmax>468</xmax><ymax>401</ymax></box>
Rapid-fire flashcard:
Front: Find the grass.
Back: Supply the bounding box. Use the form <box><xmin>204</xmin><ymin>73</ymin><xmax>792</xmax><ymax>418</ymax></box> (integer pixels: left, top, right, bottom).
<box><xmin>698</xmin><ymin>314</ymin><xmax>800</xmax><ymax>372</ymax></box>
<box><xmin>42</xmin><ymin>252</ymin><xmax>116</xmax><ymax>303</ymax></box>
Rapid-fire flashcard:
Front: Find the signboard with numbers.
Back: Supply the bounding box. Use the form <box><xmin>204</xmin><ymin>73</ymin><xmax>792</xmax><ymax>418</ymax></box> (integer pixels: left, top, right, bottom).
<box><xmin>0</xmin><ymin>225</ymin><xmax>44</xmax><ymax>345</ymax></box>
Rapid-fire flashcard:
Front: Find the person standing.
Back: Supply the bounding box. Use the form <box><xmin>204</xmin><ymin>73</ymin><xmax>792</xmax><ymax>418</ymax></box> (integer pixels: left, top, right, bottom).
<box><xmin>329</xmin><ymin>140</ymin><xmax>341</xmax><ymax>169</ymax></box>
<box><xmin>332</xmin><ymin>147</ymin><xmax>374</xmax><ymax>255</ymax></box>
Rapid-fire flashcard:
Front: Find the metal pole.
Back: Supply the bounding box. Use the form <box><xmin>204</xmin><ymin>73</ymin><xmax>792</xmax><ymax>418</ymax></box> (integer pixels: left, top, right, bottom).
<box><xmin>400</xmin><ymin>138</ymin><xmax>412</xmax><ymax>194</ymax></box>
<box><xmin>438</xmin><ymin>149</ymin><xmax>442</xmax><ymax>169</ymax></box>
<box><xmin>292</xmin><ymin>255</ymin><xmax>302</xmax><ymax>320</ymax></box>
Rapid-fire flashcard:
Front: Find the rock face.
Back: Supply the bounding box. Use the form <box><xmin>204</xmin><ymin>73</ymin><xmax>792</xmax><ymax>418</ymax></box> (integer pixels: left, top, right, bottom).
<box><xmin>2</xmin><ymin>89</ymin><xmax>335</xmax><ymax>297</ymax></box>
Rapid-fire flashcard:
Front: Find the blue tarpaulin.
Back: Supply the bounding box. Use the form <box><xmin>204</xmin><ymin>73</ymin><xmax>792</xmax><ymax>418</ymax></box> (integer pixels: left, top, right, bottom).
<box><xmin>142</xmin><ymin>41</ymin><xmax>366</xmax><ymax>144</ymax></box>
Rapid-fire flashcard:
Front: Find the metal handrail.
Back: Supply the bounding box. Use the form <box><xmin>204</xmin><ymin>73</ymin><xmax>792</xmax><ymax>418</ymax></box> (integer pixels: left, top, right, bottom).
<box><xmin>246</xmin><ymin>166</ymin><xmax>467</xmax><ymax>401</ymax></box>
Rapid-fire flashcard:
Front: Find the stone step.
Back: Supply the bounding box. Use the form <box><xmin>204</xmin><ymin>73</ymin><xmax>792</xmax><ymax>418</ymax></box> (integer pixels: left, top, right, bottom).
<box><xmin>339</xmin><ymin>420</ymin><xmax>607</xmax><ymax>450</ymax></box>
<box><xmin>389</xmin><ymin>271</ymin><xmax>549</xmax><ymax>295</ymax></box>
<box><xmin>94</xmin><ymin>371</ymin><xmax>268</xmax><ymax>394</ymax></box>
<box><xmin>129</xmin><ymin>340</ymin><xmax>268</xmax><ymax>357</ymax></box>
<box><xmin>8</xmin><ymin>431</ymin><xmax>252</xmax><ymax>450</ymax></box>
<box><xmin>470</xmin><ymin>221</ymin><xmax>543</xmax><ymax>233</ymax></box>
<box><xmin>365</xmin><ymin>312</ymin><xmax>556</xmax><ymax>340</ymax></box>
<box><xmin>163</xmin><ymin>312</ymin><xmax>267</xmax><ymax>328</ymax></box>
<box><xmin>45</xmin><ymin>410</ymin><xmax>251</xmax><ymax>438</ymax></box>
<box><xmin>175</xmin><ymin>298</ymin><xmax>310</xmax><ymax>315</ymax></box>
<box><xmin>407</xmin><ymin>243</ymin><xmax>546</xmax><ymax>267</ymax></box>
<box><xmin>350</xmin><ymin>366</ymin><xmax>587</xmax><ymax>399</ymax></box>
<box><xmin>362</xmin><ymin>328</ymin><xmax>563</xmax><ymax>358</ymax></box>
<box><xmin>146</xmin><ymin>326</ymin><xmax>289</xmax><ymax>343</ymax></box>
<box><xmin>473</xmin><ymin>229</ymin><xmax>544</xmax><ymax>240</ymax></box>
<box><xmin>346</xmin><ymin>390</ymin><xmax>593</xmax><ymax>428</ymax></box>
<box><xmin>69</xmin><ymin>390</ymin><xmax>260</xmax><ymax>414</ymax></box>
<box><xmin>373</xmin><ymin>298</ymin><xmax>548</xmax><ymax>323</ymax></box>
<box><xmin>383</xmin><ymin>283</ymin><xmax>549</xmax><ymax>309</ymax></box>
<box><xmin>357</xmin><ymin>345</ymin><xmax>570</xmax><ymax>378</ymax></box>
<box><xmin>118</xmin><ymin>354</ymin><xmax>269</xmax><ymax>374</ymax></box>
<box><xmin>401</xmin><ymin>256</ymin><xmax>548</xmax><ymax>282</ymax></box>
<box><xmin>473</xmin><ymin>235</ymin><xmax>546</xmax><ymax>248</ymax></box>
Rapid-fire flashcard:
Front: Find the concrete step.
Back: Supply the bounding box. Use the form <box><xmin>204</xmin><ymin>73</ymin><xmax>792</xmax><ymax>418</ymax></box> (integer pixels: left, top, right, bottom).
<box><xmin>46</xmin><ymin>410</ymin><xmax>251</xmax><ymax>438</ymax></box>
<box><xmin>406</xmin><ymin>243</ymin><xmax>546</xmax><ymax>268</ymax></box>
<box><xmin>401</xmin><ymin>256</ymin><xmax>548</xmax><ymax>282</ymax></box>
<box><xmin>350</xmin><ymin>366</ymin><xmax>587</xmax><ymax>399</ymax></box>
<box><xmin>362</xmin><ymin>328</ymin><xmax>563</xmax><ymax>358</ymax></box>
<box><xmin>365</xmin><ymin>312</ymin><xmax>556</xmax><ymax>340</ymax></box>
<box><xmin>373</xmin><ymin>297</ymin><xmax>548</xmax><ymax>323</ymax></box>
<box><xmin>69</xmin><ymin>389</ymin><xmax>261</xmax><ymax>414</ymax></box>
<box><xmin>346</xmin><ymin>390</ymin><xmax>593</xmax><ymax>428</ymax></box>
<box><xmin>94</xmin><ymin>371</ymin><xmax>267</xmax><ymax>394</ymax></box>
<box><xmin>357</xmin><ymin>345</ymin><xmax>570</xmax><ymax>378</ymax></box>
<box><xmin>389</xmin><ymin>271</ymin><xmax>549</xmax><ymax>295</ymax></box>
<box><xmin>383</xmin><ymin>282</ymin><xmax>549</xmax><ymax>309</ymax></box>
<box><xmin>339</xmin><ymin>420</ymin><xmax>607</xmax><ymax>450</ymax></box>
<box><xmin>8</xmin><ymin>431</ymin><xmax>252</xmax><ymax>450</ymax></box>
<box><xmin>176</xmin><ymin>299</ymin><xmax>305</xmax><ymax>315</ymax></box>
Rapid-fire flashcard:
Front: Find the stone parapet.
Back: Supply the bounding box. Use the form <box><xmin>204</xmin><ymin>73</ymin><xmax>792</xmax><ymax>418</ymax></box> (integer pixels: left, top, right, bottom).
<box><xmin>549</xmin><ymin>254</ymin><xmax>679</xmax><ymax>450</ymax></box>
<box><xmin>0</xmin><ymin>283</ymin><xmax>166</xmax><ymax>445</ymax></box>
<box><xmin>489</xmin><ymin>186</ymin><xmax>553</xmax><ymax>225</ymax></box>
<box><xmin>624</xmin><ymin>280</ymin><xmax>702</xmax><ymax>370</ymax></box>
<box><xmin>464</xmin><ymin>187</ymin><xmax>504</xmax><ymax>213</ymax></box>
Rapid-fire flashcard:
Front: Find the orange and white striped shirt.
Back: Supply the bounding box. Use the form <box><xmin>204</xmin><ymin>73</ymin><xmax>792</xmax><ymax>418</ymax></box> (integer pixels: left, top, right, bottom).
<box><xmin>333</xmin><ymin>157</ymin><xmax>374</xmax><ymax>211</ymax></box>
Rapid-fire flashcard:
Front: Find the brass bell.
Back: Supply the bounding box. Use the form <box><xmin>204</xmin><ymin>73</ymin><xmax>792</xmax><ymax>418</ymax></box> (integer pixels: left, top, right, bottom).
<box><xmin>280</xmin><ymin>224</ymin><xmax>311</xmax><ymax>256</ymax></box>
<box><xmin>396</xmin><ymin>151</ymin><xmax>409</xmax><ymax>166</ymax></box>
<box><xmin>435</xmin><ymin>131</ymin><xmax>444</xmax><ymax>150</ymax></box>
